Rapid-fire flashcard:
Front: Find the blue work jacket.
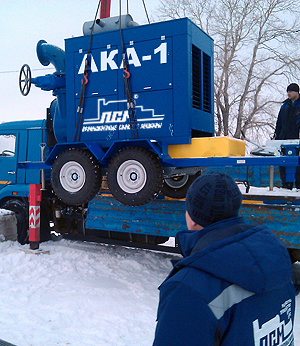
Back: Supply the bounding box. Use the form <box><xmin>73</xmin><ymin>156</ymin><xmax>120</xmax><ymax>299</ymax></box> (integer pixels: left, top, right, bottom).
<box><xmin>275</xmin><ymin>98</ymin><xmax>300</xmax><ymax>139</ymax></box>
<box><xmin>153</xmin><ymin>217</ymin><xmax>295</xmax><ymax>346</ymax></box>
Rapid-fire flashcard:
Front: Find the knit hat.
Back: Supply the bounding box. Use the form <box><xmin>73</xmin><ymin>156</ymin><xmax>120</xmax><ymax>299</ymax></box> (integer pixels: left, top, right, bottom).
<box><xmin>287</xmin><ymin>83</ymin><xmax>299</xmax><ymax>93</ymax></box>
<box><xmin>185</xmin><ymin>171</ymin><xmax>242</xmax><ymax>227</ymax></box>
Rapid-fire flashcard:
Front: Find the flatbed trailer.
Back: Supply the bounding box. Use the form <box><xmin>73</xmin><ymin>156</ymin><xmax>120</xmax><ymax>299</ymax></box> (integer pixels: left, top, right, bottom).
<box><xmin>76</xmin><ymin>192</ymin><xmax>300</xmax><ymax>260</ymax></box>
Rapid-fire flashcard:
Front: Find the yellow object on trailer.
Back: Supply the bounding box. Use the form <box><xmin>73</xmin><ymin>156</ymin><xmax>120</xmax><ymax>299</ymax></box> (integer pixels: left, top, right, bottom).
<box><xmin>168</xmin><ymin>136</ymin><xmax>245</xmax><ymax>158</ymax></box>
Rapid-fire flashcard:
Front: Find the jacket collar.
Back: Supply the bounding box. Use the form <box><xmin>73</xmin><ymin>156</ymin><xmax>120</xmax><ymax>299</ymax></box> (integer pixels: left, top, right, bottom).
<box><xmin>283</xmin><ymin>97</ymin><xmax>300</xmax><ymax>105</ymax></box>
<box><xmin>176</xmin><ymin>217</ymin><xmax>253</xmax><ymax>258</ymax></box>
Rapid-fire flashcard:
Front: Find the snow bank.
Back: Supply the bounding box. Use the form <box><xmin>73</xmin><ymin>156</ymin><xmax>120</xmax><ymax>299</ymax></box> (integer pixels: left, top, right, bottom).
<box><xmin>0</xmin><ymin>209</ymin><xmax>17</xmax><ymax>241</ymax></box>
<box><xmin>0</xmin><ymin>240</ymin><xmax>298</xmax><ymax>346</ymax></box>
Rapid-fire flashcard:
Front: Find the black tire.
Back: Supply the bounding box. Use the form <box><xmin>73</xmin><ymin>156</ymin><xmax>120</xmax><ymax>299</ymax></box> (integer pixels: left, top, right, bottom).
<box><xmin>131</xmin><ymin>234</ymin><xmax>169</xmax><ymax>245</ymax></box>
<box><xmin>162</xmin><ymin>171</ymin><xmax>201</xmax><ymax>199</ymax></box>
<box><xmin>51</xmin><ymin>148</ymin><xmax>102</xmax><ymax>206</ymax></box>
<box><xmin>0</xmin><ymin>199</ymin><xmax>28</xmax><ymax>244</ymax></box>
<box><xmin>107</xmin><ymin>147</ymin><xmax>163</xmax><ymax>206</ymax></box>
<box><xmin>288</xmin><ymin>248</ymin><xmax>300</xmax><ymax>263</ymax></box>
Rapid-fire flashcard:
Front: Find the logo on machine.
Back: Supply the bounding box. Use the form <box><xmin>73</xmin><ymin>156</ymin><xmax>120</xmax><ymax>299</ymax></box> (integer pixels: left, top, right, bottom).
<box><xmin>82</xmin><ymin>98</ymin><xmax>165</xmax><ymax>132</ymax></box>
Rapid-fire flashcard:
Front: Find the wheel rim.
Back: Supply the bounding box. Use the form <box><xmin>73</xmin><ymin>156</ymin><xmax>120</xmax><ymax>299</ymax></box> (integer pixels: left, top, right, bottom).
<box><xmin>60</xmin><ymin>161</ymin><xmax>86</xmax><ymax>193</ymax></box>
<box><xmin>117</xmin><ymin>160</ymin><xmax>147</xmax><ymax>193</ymax></box>
<box><xmin>164</xmin><ymin>175</ymin><xmax>189</xmax><ymax>189</ymax></box>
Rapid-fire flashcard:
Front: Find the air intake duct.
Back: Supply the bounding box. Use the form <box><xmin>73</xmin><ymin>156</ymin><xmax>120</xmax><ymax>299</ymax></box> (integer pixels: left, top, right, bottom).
<box><xmin>36</xmin><ymin>40</ymin><xmax>65</xmax><ymax>74</ymax></box>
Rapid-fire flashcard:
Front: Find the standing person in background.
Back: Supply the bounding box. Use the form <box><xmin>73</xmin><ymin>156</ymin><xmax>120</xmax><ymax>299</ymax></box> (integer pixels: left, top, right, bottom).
<box><xmin>275</xmin><ymin>83</ymin><xmax>300</xmax><ymax>189</ymax></box>
<box><xmin>153</xmin><ymin>171</ymin><xmax>296</xmax><ymax>346</ymax></box>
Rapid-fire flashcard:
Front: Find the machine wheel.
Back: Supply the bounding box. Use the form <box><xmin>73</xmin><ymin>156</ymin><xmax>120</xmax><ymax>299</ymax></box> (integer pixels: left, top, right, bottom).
<box><xmin>0</xmin><ymin>199</ymin><xmax>28</xmax><ymax>244</ymax></box>
<box><xmin>107</xmin><ymin>147</ymin><xmax>163</xmax><ymax>206</ymax></box>
<box><xmin>51</xmin><ymin>148</ymin><xmax>102</xmax><ymax>206</ymax></box>
<box><xmin>19</xmin><ymin>64</ymin><xmax>32</xmax><ymax>96</ymax></box>
<box><xmin>162</xmin><ymin>171</ymin><xmax>201</xmax><ymax>199</ymax></box>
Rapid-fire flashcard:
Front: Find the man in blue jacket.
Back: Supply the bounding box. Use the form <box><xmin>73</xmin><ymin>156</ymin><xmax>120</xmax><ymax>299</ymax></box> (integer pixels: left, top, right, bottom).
<box><xmin>275</xmin><ymin>83</ymin><xmax>300</xmax><ymax>189</ymax></box>
<box><xmin>153</xmin><ymin>171</ymin><xmax>296</xmax><ymax>346</ymax></box>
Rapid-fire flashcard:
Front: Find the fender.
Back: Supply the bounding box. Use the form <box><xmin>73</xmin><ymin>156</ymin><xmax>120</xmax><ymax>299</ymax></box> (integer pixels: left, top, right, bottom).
<box><xmin>45</xmin><ymin>140</ymin><xmax>163</xmax><ymax>166</ymax></box>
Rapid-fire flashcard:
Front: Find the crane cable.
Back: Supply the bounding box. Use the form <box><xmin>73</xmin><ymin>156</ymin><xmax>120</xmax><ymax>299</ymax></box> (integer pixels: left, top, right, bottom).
<box><xmin>126</xmin><ymin>0</ymin><xmax>150</xmax><ymax>24</ymax></box>
<box><xmin>73</xmin><ymin>0</ymin><xmax>102</xmax><ymax>142</ymax></box>
<box><xmin>141</xmin><ymin>0</ymin><xmax>151</xmax><ymax>24</ymax></box>
<box><xmin>119</xmin><ymin>0</ymin><xmax>138</xmax><ymax>139</ymax></box>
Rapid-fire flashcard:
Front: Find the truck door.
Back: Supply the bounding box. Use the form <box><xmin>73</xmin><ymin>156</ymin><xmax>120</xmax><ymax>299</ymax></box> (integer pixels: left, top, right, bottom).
<box><xmin>0</xmin><ymin>134</ymin><xmax>17</xmax><ymax>187</ymax></box>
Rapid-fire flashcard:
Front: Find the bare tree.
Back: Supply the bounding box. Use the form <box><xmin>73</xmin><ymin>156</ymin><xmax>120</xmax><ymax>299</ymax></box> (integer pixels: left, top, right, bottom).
<box><xmin>156</xmin><ymin>0</ymin><xmax>300</xmax><ymax>143</ymax></box>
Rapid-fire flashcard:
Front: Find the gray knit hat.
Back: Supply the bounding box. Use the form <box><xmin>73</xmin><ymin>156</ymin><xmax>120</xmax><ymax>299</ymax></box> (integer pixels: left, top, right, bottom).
<box><xmin>185</xmin><ymin>171</ymin><xmax>242</xmax><ymax>227</ymax></box>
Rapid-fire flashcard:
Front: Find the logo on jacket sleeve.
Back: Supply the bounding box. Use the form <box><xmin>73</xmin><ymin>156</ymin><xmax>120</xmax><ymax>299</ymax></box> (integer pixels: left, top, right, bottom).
<box><xmin>252</xmin><ymin>299</ymin><xmax>294</xmax><ymax>346</ymax></box>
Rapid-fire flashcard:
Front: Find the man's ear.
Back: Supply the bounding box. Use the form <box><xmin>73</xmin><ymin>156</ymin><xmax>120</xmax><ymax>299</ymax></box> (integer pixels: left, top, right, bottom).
<box><xmin>190</xmin><ymin>220</ymin><xmax>198</xmax><ymax>230</ymax></box>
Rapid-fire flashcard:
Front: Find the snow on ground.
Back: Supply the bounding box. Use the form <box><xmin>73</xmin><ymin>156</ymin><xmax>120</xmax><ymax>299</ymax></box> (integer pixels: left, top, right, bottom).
<box><xmin>0</xmin><ymin>240</ymin><xmax>177</xmax><ymax>346</ymax></box>
<box><xmin>239</xmin><ymin>184</ymin><xmax>300</xmax><ymax>197</ymax></box>
<box><xmin>0</xmin><ymin>239</ymin><xmax>298</xmax><ymax>346</ymax></box>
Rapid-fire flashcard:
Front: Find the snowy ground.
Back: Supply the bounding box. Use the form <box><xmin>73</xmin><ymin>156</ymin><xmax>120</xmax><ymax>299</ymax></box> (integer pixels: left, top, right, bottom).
<box><xmin>239</xmin><ymin>184</ymin><xmax>300</xmax><ymax>196</ymax></box>
<box><xmin>0</xmin><ymin>240</ymin><xmax>298</xmax><ymax>346</ymax></box>
<box><xmin>0</xmin><ymin>240</ymin><xmax>177</xmax><ymax>346</ymax></box>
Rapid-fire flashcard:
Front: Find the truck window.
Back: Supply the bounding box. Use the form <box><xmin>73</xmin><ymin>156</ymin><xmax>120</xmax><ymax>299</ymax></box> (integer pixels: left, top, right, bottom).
<box><xmin>0</xmin><ymin>135</ymin><xmax>16</xmax><ymax>157</ymax></box>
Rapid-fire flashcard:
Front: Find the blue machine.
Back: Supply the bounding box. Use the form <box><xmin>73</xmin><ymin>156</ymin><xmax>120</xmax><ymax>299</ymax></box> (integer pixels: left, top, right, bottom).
<box><xmin>19</xmin><ymin>16</ymin><xmax>216</xmax><ymax>206</ymax></box>
<box><xmin>28</xmin><ymin>17</ymin><xmax>214</xmax><ymax>146</ymax></box>
<box><xmin>65</xmin><ymin>17</ymin><xmax>214</xmax><ymax>145</ymax></box>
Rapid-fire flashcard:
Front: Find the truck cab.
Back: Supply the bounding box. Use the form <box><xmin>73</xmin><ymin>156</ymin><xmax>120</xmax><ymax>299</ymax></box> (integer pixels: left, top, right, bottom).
<box><xmin>0</xmin><ymin>119</ymin><xmax>49</xmax><ymax>192</ymax></box>
<box><xmin>0</xmin><ymin>119</ymin><xmax>51</xmax><ymax>243</ymax></box>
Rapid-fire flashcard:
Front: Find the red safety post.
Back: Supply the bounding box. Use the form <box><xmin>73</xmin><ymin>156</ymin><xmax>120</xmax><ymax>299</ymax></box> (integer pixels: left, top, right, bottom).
<box><xmin>28</xmin><ymin>184</ymin><xmax>42</xmax><ymax>250</ymax></box>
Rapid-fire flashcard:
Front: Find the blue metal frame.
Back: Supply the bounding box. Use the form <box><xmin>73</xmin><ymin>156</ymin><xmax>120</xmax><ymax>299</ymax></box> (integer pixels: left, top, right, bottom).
<box><xmin>85</xmin><ymin>195</ymin><xmax>300</xmax><ymax>249</ymax></box>
<box><xmin>163</xmin><ymin>156</ymin><xmax>300</xmax><ymax>182</ymax></box>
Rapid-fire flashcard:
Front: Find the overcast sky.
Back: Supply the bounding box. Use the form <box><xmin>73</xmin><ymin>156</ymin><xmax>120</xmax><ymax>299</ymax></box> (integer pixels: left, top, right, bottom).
<box><xmin>0</xmin><ymin>0</ymin><xmax>160</xmax><ymax>122</ymax></box>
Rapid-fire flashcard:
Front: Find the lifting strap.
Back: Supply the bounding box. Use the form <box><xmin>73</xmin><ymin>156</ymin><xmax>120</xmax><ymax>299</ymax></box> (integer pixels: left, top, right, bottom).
<box><xmin>73</xmin><ymin>0</ymin><xmax>102</xmax><ymax>142</ymax></box>
<box><xmin>119</xmin><ymin>0</ymin><xmax>139</xmax><ymax>139</ymax></box>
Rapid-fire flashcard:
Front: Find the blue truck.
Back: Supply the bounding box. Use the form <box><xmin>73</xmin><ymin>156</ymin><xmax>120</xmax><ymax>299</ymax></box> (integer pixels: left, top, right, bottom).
<box><xmin>0</xmin><ymin>5</ymin><xmax>299</xmax><ymax>258</ymax></box>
